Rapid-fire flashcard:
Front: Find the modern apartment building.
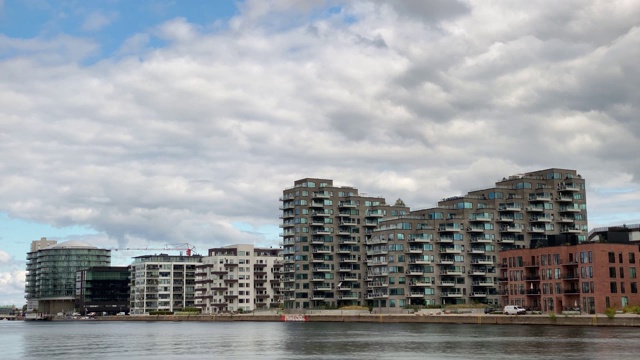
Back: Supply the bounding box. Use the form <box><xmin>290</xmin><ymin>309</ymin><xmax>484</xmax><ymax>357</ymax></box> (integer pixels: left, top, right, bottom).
<box><xmin>500</xmin><ymin>243</ymin><xmax>640</xmax><ymax>314</ymax></box>
<box><xmin>194</xmin><ymin>245</ymin><xmax>282</xmax><ymax>313</ymax></box>
<box><xmin>283</xmin><ymin>169</ymin><xmax>589</xmax><ymax>311</ymax></box>
<box><xmin>129</xmin><ymin>254</ymin><xmax>202</xmax><ymax>314</ymax></box>
<box><xmin>25</xmin><ymin>240</ymin><xmax>111</xmax><ymax>316</ymax></box>
<box><xmin>370</xmin><ymin>168</ymin><xmax>588</xmax><ymax>309</ymax></box>
<box><xmin>280</xmin><ymin>178</ymin><xmax>410</xmax><ymax>310</ymax></box>
<box><xmin>75</xmin><ymin>266</ymin><xmax>130</xmax><ymax>315</ymax></box>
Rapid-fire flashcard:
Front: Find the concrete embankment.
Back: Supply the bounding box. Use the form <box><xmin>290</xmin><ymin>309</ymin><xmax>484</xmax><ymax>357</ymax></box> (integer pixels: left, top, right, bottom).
<box><xmin>94</xmin><ymin>313</ymin><xmax>640</xmax><ymax>327</ymax></box>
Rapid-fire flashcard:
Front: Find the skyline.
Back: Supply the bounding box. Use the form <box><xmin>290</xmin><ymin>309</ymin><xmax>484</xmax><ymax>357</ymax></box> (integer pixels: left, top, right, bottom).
<box><xmin>2</xmin><ymin>0</ymin><xmax>640</xmax><ymax>305</ymax></box>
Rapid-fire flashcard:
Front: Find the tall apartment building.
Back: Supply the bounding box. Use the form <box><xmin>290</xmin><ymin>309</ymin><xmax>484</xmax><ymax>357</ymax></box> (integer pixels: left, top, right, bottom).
<box><xmin>129</xmin><ymin>254</ymin><xmax>202</xmax><ymax>314</ymax></box>
<box><xmin>500</xmin><ymin>243</ymin><xmax>640</xmax><ymax>314</ymax></box>
<box><xmin>194</xmin><ymin>245</ymin><xmax>282</xmax><ymax>313</ymax></box>
<box><xmin>282</xmin><ymin>169</ymin><xmax>588</xmax><ymax>311</ymax></box>
<box><xmin>280</xmin><ymin>178</ymin><xmax>410</xmax><ymax>310</ymax></box>
<box><xmin>25</xmin><ymin>240</ymin><xmax>111</xmax><ymax>316</ymax></box>
<box><xmin>367</xmin><ymin>168</ymin><xmax>588</xmax><ymax>309</ymax></box>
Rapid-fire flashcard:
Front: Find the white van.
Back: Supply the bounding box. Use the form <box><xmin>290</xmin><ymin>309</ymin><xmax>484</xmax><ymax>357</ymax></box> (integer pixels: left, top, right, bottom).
<box><xmin>503</xmin><ymin>305</ymin><xmax>526</xmax><ymax>315</ymax></box>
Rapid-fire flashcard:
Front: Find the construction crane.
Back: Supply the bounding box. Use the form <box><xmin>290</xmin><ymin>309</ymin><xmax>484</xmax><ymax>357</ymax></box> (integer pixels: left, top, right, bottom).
<box><xmin>112</xmin><ymin>243</ymin><xmax>197</xmax><ymax>256</ymax></box>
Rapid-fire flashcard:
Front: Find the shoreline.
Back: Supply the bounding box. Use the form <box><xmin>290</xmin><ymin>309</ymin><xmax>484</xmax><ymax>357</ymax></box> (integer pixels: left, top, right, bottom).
<box><xmin>82</xmin><ymin>313</ymin><xmax>640</xmax><ymax>327</ymax></box>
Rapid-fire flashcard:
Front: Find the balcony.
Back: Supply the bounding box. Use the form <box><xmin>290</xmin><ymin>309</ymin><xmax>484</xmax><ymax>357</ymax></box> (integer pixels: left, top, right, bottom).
<box><xmin>556</xmin><ymin>195</ymin><xmax>573</xmax><ymax>202</ymax></box>
<box><xmin>312</xmin><ymin>247</ymin><xmax>332</xmax><ymax>254</ymax></box>
<box><xmin>472</xmin><ymin>257</ymin><xmax>494</xmax><ymax>265</ymax></box>
<box><xmin>339</xmin><ymin>237</ymin><xmax>358</xmax><ymax>245</ymax></box>
<box><xmin>409</xmin><ymin>292</ymin><xmax>426</xmax><ymax>298</ymax></box>
<box><xmin>313</xmin><ymin>266</ymin><xmax>332</xmax><ymax>272</ymax></box>
<box><xmin>526</xmin><ymin>205</ymin><xmax>544</xmax><ymax>212</ymax></box>
<box><xmin>366</xmin><ymin>292</ymin><xmax>389</xmax><ymax>299</ymax></box>
<box><xmin>435</xmin><ymin>237</ymin><xmax>454</xmax><ymax>243</ymax></box>
<box><xmin>497</xmin><ymin>216</ymin><xmax>514</xmax><ymax>222</ymax></box>
<box><xmin>469</xmin><ymin>292</ymin><xmax>488</xmax><ymax>297</ymax></box>
<box><xmin>338</xmin><ymin>293</ymin><xmax>359</xmax><ymax>300</ymax></box>
<box><xmin>313</xmin><ymin>284</ymin><xmax>332</xmax><ymax>291</ymax></box>
<box><xmin>340</xmin><ymin>256</ymin><xmax>359</xmax><ymax>263</ymax></box>
<box><xmin>405</xmin><ymin>268</ymin><xmax>425</xmax><ymax>276</ymax></box>
<box><xmin>559</xmin><ymin>205</ymin><xmax>581</xmax><ymax>213</ymax></box>
<box><xmin>557</xmin><ymin>216</ymin><xmax>575</xmax><ymax>223</ymax></box>
<box><xmin>438</xmin><ymin>280</ymin><xmax>455</xmax><ymax>287</ymax></box>
<box><xmin>406</xmin><ymin>247</ymin><xmax>424</xmax><ymax>254</ymax></box>
<box><xmin>470</xmin><ymin>237</ymin><xmax>493</xmax><ymax>244</ymax></box>
<box><xmin>437</xmin><ymin>257</ymin><xmax>455</xmax><ymax>265</ymax></box>
<box><xmin>439</xmin><ymin>246</ymin><xmax>462</xmax><ymax>254</ymax></box>
<box><xmin>471</xmin><ymin>280</ymin><xmax>494</xmax><ymax>286</ymax></box>
<box><xmin>409</xmin><ymin>256</ymin><xmax>431</xmax><ymax>265</ymax></box>
<box><xmin>528</xmin><ymin>226</ymin><xmax>546</xmax><ymax>233</ymax></box>
<box><xmin>559</xmin><ymin>183</ymin><xmax>581</xmax><ymax>192</ymax></box>
<box><xmin>560</xmin><ymin>225</ymin><xmax>582</xmax><ymax>233</ymax></box>
<box><xmin>469</xmin><ymin>267</ymin><xmax>487</xmax><ymax>276</ymax></box>
<box><xmin>500</xmin><ymin>225</ymin><xmax>522</xmax><ymax>233</ymax></box>
<box><xmin>529</xmin><ymin>193</ymin><xmax>552</xmax><ymax>202</ymax></box>
<box><xmin>408</xmin><ymin>279</ymin><xmax>432</xmax><ymax>287</ymax></box>
<box><xmin>440</xmin><ymin>268</ymin><xmax>463</xmax><ymax>276</ymax></box>
<box><xmin>529</xmin><ymin>214</ymin><xmax>553</xmax><ymax>223</ymax></box>
<box><xmin>438</xmin><ymin>225</ymin><xmax>462</xmax><ymax>233</ymax></box>
<box><xmin>339</xmin><ymin>201</ymin><xmax>357</xmax><ymax>208</ymax></box>
<box><xmin>441</xmin><ymin>291</ymin><xmax>463</xmax><ymax>297</ymax></box>
<box><xmin>499</xmin><ymin>204</ymin><xmax>522</xmax><ymax>212</ymax></box>
<box><xmin>368</xmin><ymin>281</ymin><xmax>389</xmax><ymax>288</ymax></box>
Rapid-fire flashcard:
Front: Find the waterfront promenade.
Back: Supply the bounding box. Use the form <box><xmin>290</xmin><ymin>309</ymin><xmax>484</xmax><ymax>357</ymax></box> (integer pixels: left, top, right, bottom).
<box><xmin>92</xmin><ymin>312</ymin><xmax>640</xmax><ymax>327</ymax></box>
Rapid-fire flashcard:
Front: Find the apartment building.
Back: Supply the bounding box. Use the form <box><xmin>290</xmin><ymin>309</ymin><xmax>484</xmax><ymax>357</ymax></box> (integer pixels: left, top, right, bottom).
<box><xmin>370</xmin><ymin>168</ymin><xmax>588</xmax><ymax>309</ymax></box>
<box><xmin>129</xmin><ymin>254</ymin><xmax>202</xmax><ymax>314</ymax></box>
<box><xmin>194</xmin><ymin>245</ymin><xmax>282</xmax><ymax>313</ymax></box>
<box><xmin>280</xmin><ymin>178</ymin><xmax>410</xmax><ymax>310</ymax></box>
<box><xmin>500</xmin><ymin>243</ymin><xmax>640</xmax><ymax>314</ymax></box>
<box><xmin>282</xmin><ymin>169</ymin><xmax>588</xmax><ymax>311</ymax></box>
<box><xmin>75</xmin><ymin>266</ymin><xmax>130</xmax><ymax>315</ymax></box>
<box><xmin>25</xmin><ymin>240</ymin><xmax>111</xmax><ymax>316</ymax></box>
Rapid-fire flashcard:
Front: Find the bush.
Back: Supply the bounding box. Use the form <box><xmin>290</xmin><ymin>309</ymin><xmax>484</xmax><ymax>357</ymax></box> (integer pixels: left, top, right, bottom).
<box><xmin>548</xmin><ymin>313</ymin><xmax>556</xmax><ymax>320</ymax></box>
<box><xmin>179</xmin><ymin>307</ymin><xmax>201</xmax><ymax>313</ymax></box>
<box><xmin>605</xmin><ymin>308</ymin><xmax>616</xmax><ymax>319</ymax></box>
<box><xmin>149</xmin><ymin>311</ymin><xmax>174</xmax><ymax>315</ymax></box>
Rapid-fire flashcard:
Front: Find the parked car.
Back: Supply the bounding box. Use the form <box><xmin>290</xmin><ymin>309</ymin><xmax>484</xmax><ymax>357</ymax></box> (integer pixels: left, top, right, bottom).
<box><xmin>116</xmin><ymin>312</ymin><xmax>128</xmax><ymax>316</ymax></box>
<box><xmin>484</xmin><ymin>307</ymin><xmax>498</xmax><ymax>314</ymax></box>
<box><xmin>503</xmin><ymin>305</ymin><xmax>527</xmax><ymax>315</ymax></box>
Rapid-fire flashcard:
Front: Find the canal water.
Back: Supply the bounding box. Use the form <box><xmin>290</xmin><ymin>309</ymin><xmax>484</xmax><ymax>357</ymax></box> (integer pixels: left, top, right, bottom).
<box><xmin>1</xmin><ymin>320</ymin><xmax>639</xmax><ymax>359</ymax></box>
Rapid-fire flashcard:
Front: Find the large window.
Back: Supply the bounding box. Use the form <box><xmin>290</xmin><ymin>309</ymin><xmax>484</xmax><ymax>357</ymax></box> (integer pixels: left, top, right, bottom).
<box><xmin>609</xmin><ymin>267</ymin><xmax>616</xmax><ymax>278</ymax></box>
<box><xmin>610</xmin><ymin>282</ymin><xmax>617</xmax><ymax>293</ymax></box>
<box><xmin>608</xmin><ymin>252</ymin><xmax>616</xmax><ymax>263</ymax></box>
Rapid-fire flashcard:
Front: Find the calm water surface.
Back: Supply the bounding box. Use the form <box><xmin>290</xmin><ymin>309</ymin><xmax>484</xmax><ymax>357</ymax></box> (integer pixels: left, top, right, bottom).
<box><xmin>1</xmin><ymin>320</ymin><xmax>639</xmax><ymax>359</ymax></box>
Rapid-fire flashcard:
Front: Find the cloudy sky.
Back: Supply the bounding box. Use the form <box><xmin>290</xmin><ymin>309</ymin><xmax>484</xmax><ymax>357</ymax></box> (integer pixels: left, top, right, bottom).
<box><xmin>1</xmin><ymin>0</ymin><xmax>639</xmax><ymax>306</ymax></box>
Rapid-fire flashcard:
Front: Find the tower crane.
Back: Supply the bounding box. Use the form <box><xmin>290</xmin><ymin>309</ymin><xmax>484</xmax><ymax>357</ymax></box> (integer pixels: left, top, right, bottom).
<box><xmin>112</xmin><ymin>243</ymin><xmax>197</xmax><ymax>256</ymax></box>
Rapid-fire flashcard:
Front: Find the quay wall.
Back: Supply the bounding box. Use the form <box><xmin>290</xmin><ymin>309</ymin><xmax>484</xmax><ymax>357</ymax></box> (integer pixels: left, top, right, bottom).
<box><xmin>93</xmin><ymin>314</ymin><xmax>640</xmax><ymax>327</ymax></box>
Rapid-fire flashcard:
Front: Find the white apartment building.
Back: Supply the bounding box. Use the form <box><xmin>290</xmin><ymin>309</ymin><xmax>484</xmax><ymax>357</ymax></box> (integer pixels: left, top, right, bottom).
<box><xmin>194</xmin><ymin>245</ymin><xmax>282</xmax><ymax>313</ymax></box>
<box><xmin>129</xmin><ymin>254</ymin><xmax>202</xmax><ymax>314</ymax></box>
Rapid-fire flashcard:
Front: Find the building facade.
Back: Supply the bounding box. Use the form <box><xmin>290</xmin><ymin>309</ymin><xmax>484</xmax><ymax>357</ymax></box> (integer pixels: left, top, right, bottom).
<box><xmin>25</xmin><ymin>240</ymin><xmax>111</xmax><ymax>316</ymax></box>
<box><xmin>280</xmin><ymin>178</ymin><xmax>410</xmax><ymax>310</ymax></box>
<box><xmin>75</xmin><ymin>266</ymin><xmax>130</xmax><ymax>315</ymax></box>
<box><xmin>369</xmin><ymin>168</ymin><xmax>588</xmax><ymax>309</ymax></box>
<box><xmin>500</xmin><ymin>243</ymin><xmax>640</xmax><ymax>314</ymax></box>
<box><xmin>194</xmin><ymin>245</ymin><xmax>282</xmax><ymax>313</ymax></box>
<box><xmin>129</xmin><ymin>254</ymin><xmax>202</xmax><ymax>314</ymax></box>
<box><xmin>282</xmin><ymin>169</ymin><xmax>589</xmax><ymax>311</ymax></box>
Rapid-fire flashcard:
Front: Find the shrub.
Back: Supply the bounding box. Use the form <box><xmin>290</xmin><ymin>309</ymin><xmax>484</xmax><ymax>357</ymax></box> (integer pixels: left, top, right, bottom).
<box><xmin>605</xmin><ymin>308</ymin><xmax>616</xmax><ymax>319</ymax></box>
<box><xmin>548</xmin><ymin>313</ymin><xmax>556</xmax><ymax>320</ymax></box>
<box><xmin>149</xmin><ymin>311</ymin><xmax>174</xmax><ymax>315</ymax></box>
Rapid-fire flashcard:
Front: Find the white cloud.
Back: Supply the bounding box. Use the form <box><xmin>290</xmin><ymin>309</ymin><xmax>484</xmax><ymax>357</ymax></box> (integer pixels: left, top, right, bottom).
<box><xmin>82</xmin><ymin>10</ymin><xmax>118</xmax><ymax>32</ymax></box>
<box><xmin>0</xmin><ymin>1</ymin><xmax>640</xmax><ymax>256</ymax></box>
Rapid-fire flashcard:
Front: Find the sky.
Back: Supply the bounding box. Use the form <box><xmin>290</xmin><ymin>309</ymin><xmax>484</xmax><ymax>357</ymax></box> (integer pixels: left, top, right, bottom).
<box><xmin>1</xmin><ymin>0</ymin><xmax>639</xmax><ymax>306</ymax></box>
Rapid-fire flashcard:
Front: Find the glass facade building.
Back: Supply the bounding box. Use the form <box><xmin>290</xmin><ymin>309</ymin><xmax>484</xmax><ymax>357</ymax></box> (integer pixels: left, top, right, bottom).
<box><xmin>25</xmin><ymin>240</ymin><xmax>111</xmax><ymax>315</ymax></box>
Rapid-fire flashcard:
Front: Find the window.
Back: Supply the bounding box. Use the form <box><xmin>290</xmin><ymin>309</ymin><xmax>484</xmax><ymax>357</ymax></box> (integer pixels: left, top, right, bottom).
<box><xmin>609</xmin><ymin>267</ymin><xmax>616</xmax><ymax>278</ymax></box>
<box><xmin>619</xmin><ymin>253</ymin><xmax>624</xmax><ymax>263</ymax></box>
<box><xmin>630</xmin><ymin>253</ymin><xmax>636</xmax><ymax>264</ymax></box>
<box><xmin>608</xmin><ymin>252</ymin><xmax>615</xmax><ymax>263</ymax></box>
<box><xmin>620</xmin><ymin>267</ymin><xmax>625</xmax><ymax>279</ymax></box>
<box><xmin>621</xmin><ymin>282</ymin><xmax>626</xmax><ymax>294</ymax></box>
<box><xmin>631</xmin><ymin>267</ymin><xmax>636</xmax><ymax>279</ymax></box>
<box><xmin>631</xmin><ymin>282</ymin><xmax>638</xmax><ymax>294</ymax></box>
<box><xmin>610</xmin><ymin>282</ymin><xmax>617</xmax><ymax>293</ymax></box>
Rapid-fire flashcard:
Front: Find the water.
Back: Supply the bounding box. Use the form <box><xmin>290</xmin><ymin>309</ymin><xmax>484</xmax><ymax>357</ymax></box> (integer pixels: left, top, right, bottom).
<box><xmin>1</xmin><ymin>320</ymin><xmax>639</xmax><ymax>359</ymax></box>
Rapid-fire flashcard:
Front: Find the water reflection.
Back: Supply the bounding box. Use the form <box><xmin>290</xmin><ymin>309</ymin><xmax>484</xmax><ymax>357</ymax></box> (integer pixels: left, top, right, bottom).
<box><xmin>1</xmin><ymin>321</ymin><xmax>640</xmax><ymax>360</ymax></box>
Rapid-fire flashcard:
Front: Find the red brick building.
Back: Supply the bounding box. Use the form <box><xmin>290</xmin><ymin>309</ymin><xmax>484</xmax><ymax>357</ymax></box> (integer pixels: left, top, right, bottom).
<box><xmin>500</xmin><ymin>243</ymin><xmax>640</xmax><ymax>314</ymax></box>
